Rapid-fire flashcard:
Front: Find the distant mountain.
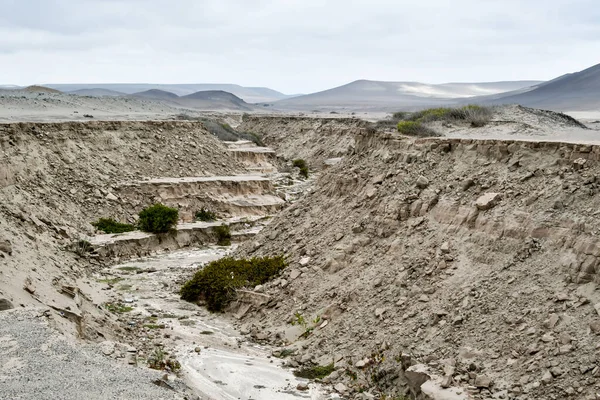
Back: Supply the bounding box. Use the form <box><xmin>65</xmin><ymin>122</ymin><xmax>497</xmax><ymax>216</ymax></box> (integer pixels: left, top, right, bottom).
<box><xmin>130</xmin><ymin>89</ymin><xmax>179</xmax><ymax>101</ymax></box>
<box><xmin>484</xmin><ymin>63</ymin><xmax>600</xmax><ymax>111</ymax></box>
<box><xmin>178</xmin><ymin>90</ymin><xmax>253</xmax><ymax>111</ymax></box>
<box><xmin>272</xmin><ymin>80</ymin><xmax>542</xmax><ymax>111</ymax></box>
<box><xmin>44</xmin><ymin>83</ymin><xmax>294</xmax><ymax>103</ymax></box>
<box><xmin>67</xmin><ymin>88</ymin><xmax>125</xmax><ymax>97</ymax></box>
<box><xmin>23</xmin><ymin>85</ymin><xmax>62</xmax><ymax>94</ymax></box>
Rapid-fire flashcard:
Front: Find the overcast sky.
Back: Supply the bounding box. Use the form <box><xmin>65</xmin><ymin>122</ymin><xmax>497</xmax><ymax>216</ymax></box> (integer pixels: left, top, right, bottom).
<box><xmin>1</xmin><ymin>0</ymin><xmax>598</xmax><ymax>94</ymax></box>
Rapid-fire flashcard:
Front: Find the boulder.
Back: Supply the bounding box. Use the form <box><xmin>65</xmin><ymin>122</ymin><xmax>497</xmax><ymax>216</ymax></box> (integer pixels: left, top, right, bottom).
<box><xmin>289</xmin><ymin>269</ymin><xmax>302</xmax><ymax>280</ymax></box>
<box><xmin>0</xmin><ymin>298</ymin><xmax>14</xmax><ymax>311</ymax></box>
<box><xmin>474</xmin><ymin>375</ymin><xmax>492</xmax><ymax>388</ymax></box>
<box><xmin>0</xmin><ymin>240</ymin><xmax>12</xmax><ymax>255</ymax></box>
<box><xmin>416</xmin><ymin>176</ymin><xmax>430</xmax><ymax>189</ymax></box>
<box><xmin>475</xmin><ymin>193</ymin><xmax>502</xmax><ymax>210</ymax></box>
<box><xmin>333</xmin><ymin>383</ymin><xmax>347</xmax><ymax>394</ymax></box>
<box><xmin>406</xmin><ymin>364</ymin><xmax>431</xmax><ymax>394</ymax></box>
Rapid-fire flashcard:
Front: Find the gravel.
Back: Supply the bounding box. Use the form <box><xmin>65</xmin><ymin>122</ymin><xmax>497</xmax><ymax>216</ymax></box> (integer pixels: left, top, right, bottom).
<box><xmin>0</xmin><ymin>308</ymin><xmax>182</xmax><ymax>400</ymax></box>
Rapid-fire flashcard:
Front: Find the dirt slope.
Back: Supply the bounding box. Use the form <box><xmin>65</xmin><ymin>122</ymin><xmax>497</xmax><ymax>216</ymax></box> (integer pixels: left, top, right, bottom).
<box><xmin>236</xmin><ymin>131</ymin><xmax>600</xmax><ymax>399</ymax></box>
<box><xmin>487</xmin><ymin>63</ymin><xmax>600</xmax><ymax>111</ymax></box>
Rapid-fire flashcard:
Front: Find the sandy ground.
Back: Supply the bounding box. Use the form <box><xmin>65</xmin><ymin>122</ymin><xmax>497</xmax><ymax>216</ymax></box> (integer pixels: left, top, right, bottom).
<box><xmin>443</xmin><ymin>108</ymin><xmax>600</xmax><ymax>144</ymax></box>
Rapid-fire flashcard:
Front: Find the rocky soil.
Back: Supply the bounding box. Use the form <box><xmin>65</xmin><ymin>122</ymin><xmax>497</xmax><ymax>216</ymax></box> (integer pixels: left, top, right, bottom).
<box><xmin>0</xmin><ymin>308</ymin><xmax>189</xmax><ymax>400</ymax></box>
<box><xmin>236</xmin><ymin>131</ymin><xmax>600</xmax><ymax>399</ymax></box>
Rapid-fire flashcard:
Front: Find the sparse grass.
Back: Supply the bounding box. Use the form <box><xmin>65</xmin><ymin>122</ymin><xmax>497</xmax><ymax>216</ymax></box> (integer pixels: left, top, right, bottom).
<box><xmin>161</xmin><ymin>313</ymin><xmax>178</xmax><ymax>319</ymax></box>
<box><xmin>275</xmin><ymin>349</ymin><xmax>296</xmax><ymax>358</ymax></box>
<box><xmin>213</xmin><ymin>224</ymin><xmax>232</xmax><ymax>246</ymax></box>
<box><xmin>396</xmin><ymin>121</ymin><xmax>439</xmax><ymax>137</ymax></box>
<box><xmin>195</xmin><ymin>208</ymin><xmax>218</xmax><ymax>222</ymax></box>
<box><xmin>180</xmin><ymin>255</ymin><xmax>286</xmax><ymax>312</ymax></box>
<box><xmin>148</xmin><ymin>347</ymin><xmax>181</xmax><ymax>372</ymax></box>
<box><xmin>407</xmin><ymin>104</ymin><xmax>493</xmax><ymax>127</ymax></box>
<box><xmin>144</xmin><ymin>324</ymin><xmax>164</xmax><ymax>330</ymax></box>
<box><xmin>103</xmin><ymin>302</ymin><xmax>133</xmax><ymax>314</ymax></box>
<box><xmin>118</xmin><ymin>284</ymin><xmax>133</xmax><ymax>291</ymax></box>
<box><xmin>118</xmin><ymin>266</ymin><xmax>141</xmax><ymax>272</ymax></box>
<box><xmin>381</xmin><ymin>105</ymin><xmax>494</xmax><ymax>136</ymax></box>
<box><xmin>72</xmin><ymin>239</ymin><xmax>93</xmax><ymax>257</ymax></box>
<box><xmin>92</xmin><ymin>218</ymin><xmax>135</xmax><ymax>234</ymax></box>
<box><xmin>293</xmin><ymin>363</ymin><xmax>335</xmax><ymax>379</ymax></box>
<box><xmin>98</xmin><ymin>277</ymin><xmax>123</xmax><ymax>285</ymax></box>
<box><xmin>138</xmin><ymin>203</ymin><xmax>179</xmax><ymax>234</ymax></box>
<box><xmin>180</xmin><ymin>320</ymin><xmax>196</xmax><ymax>326</ymax></box>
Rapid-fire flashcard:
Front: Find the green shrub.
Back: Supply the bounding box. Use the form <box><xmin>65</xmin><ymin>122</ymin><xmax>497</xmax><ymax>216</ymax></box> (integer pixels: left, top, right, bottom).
<box><xmin>213</xmin><ymin>224</ymin><xmax>232</xmax><ymax>246</ymax></box>
<box><xmin>195</xmin><ymin>208</ymin><xmax>218</xmax><ymax>222</ymax></box>
<box><xmin>392</xmin><ymin>111</ymin><xmax>410</xmax><ymax>120</ymax></box>
<box><xmin>148</xmin><ymin>347</ymin><xmax>181</xmax><ymax>372</ymax></box>
<box><xmin>293</xmin><ymin>159</ymin><xmax>309</xmax><ymax>179</ymax></box>
<box><xmin>138</xmin><ymin>204</ymin><xmax>179</xmax><ymax>233</ymax></box>
<box><xmin>292</xmin><ymin>159</ymin><xmax>307</xmax><ymax>169</ymax></box>
<box><xmin>180</xmin><ymin>255</ymin><xmax>286</xmax><ymax>311</ymax></box>
<box><xmin>299</xmin><ymin>166</ymin><xmax>309</xmax><ymax>179</ymax></box>
<box><xmin>397</xmin><ymin>121</ymin><xmax>439</xmax><ymax>137</ymax></box>
<box><xmin>407</xmin><ymin>107</ymin><xmax>453</xmax><ymax>122</ymax></box>
<box><xmin>92</xmin><ymin>218</ymin><xmax>136</xmax><ymax>234</ymax></box>
<box><xmin>406</xmin><ymin>105</ymin><xmax>493</xmax><ymax>126</ymax></box>
<box><xmin>293</xmin><ymin>363</ymin><xmax>335</xmax><ymax>379</ymax></box>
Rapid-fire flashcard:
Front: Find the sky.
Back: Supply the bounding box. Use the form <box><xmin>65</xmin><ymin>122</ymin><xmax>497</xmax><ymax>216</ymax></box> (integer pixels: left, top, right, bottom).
<box><xmin>0</xmin><ymin>0</ymin><xmax>598</xmax><ymax>94</ymax></box>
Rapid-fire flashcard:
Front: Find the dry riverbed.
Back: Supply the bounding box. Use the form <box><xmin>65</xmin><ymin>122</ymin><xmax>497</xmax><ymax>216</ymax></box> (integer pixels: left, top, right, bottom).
<box><xmin>99</xmin><ymin>246</ymin><xmax>326</xmax><ymax>400</ymax></box>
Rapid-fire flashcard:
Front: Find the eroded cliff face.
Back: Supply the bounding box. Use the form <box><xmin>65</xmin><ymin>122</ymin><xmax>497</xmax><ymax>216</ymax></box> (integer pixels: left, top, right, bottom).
<box><xmin>238</xmin><ymin>115</ymin><xmax>367</xmax><ymax>167</ymax></box>
<box><xmin>236</xmin><ymin>133</ymin><xmax>600</xmax><ymax>399</ymax></box>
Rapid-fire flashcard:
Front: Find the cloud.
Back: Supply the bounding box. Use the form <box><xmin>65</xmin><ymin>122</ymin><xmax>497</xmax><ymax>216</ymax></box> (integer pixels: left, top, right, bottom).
<box><xmin>0</xmin><ymin>0</ymin><xmax>598</xmax><ymax>93</ymax></box>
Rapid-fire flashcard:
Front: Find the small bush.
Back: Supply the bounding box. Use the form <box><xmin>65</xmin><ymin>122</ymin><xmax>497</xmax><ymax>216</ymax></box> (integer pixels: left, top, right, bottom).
<box><xmin>293</xmin><ymin>159</ymin><xmax>309</xmax><ymax>179</ymax></box>
<box><xmin>292</xmin><ymin>159</ymin><xmax>307</xmax><ymax>169</ymax></box>
<box><xmin>195</xmin><ymin>208</ymin><xmax>218</xmax><ymax>222</ymax></box>
<box><xmin>92</xmin><ymin>218</ymin><xmax>135</xmax><ymax>234</ymax></box>
<box><xmin>397</xmin><ymin>121</ymin><xmax>439</xmax><ymax>137</ymax></box>
<box><xmin>213</xmin><ymin>224</ymin><xmax>232</xmax><ymax>246</ymax></box>
<box><xmin>180</xmin><ymin>255</ymin><xmax>286</xmax><ymax>312</ymax></box>
<box><xmin>72</xmin><ymin>239</ymin><xmax>93</xmax><ymax>257</ymax></box>
<box><xmin>299</xmin><ymin>166</ymin><xmax>309</xmax><ymax>179</ymax></box>
<box><xmin>138</xmin><ymin>204</ymin><xmax>179</xmax><ymax>234</ymax></box>
<box><xmin>293</xmin><ymin>363</ymin><xmax>335</xmax><ymax>379</ymax></box>
<box><xmin>148</xmin><ymin>348</ymin><xmax>181</xmax><ymax>372</ymax></box>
